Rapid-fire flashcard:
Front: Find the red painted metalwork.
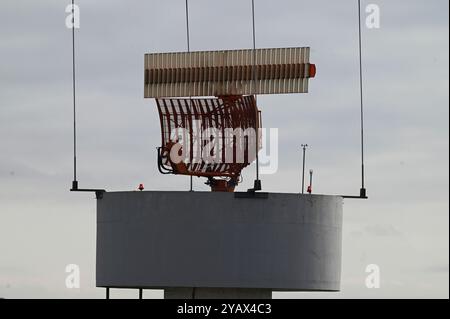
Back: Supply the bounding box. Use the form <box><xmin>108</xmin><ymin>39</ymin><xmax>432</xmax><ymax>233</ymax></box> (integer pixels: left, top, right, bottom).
<box><xmin>156</xmin><ymin>95</ymin><xmax>260</xmax><ymax>191</ymax></box>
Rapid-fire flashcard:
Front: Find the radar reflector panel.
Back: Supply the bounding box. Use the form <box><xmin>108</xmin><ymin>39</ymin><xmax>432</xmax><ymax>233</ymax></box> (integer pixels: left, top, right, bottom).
<box><xmin>144</xmin><ymin>47</ymin><xmax>316</xmax><ymax>98</ymax></box>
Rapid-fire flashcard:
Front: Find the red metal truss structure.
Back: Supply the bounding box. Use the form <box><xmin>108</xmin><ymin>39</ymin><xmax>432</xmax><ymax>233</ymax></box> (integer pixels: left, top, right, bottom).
<box><xmin>156</xmin><ymin>95</ymin><xmax>261</xmax><ymax>192</ymax></box>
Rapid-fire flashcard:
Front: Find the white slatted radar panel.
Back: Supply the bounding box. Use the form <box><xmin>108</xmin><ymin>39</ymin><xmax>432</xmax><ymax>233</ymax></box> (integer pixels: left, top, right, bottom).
<box><xmin>144</xmin><ymin>47</ymin><xmax>316</xmax><ymax>98</ymax></box>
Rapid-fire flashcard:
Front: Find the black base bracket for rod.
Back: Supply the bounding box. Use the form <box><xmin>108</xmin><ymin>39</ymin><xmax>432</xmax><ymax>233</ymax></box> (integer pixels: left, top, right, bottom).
<box><xmin>360</xmin><ymin>187</ymin><xmax>367</xmax><ymax>198</ymax></box>
<box><xmin>70</xmin><ymin>181</ymin><xmax>106</xmax><ymax>199</ymax></box>
<box><xmin>342</xmin><ymin>195</ymin><xmax>368</xmax><ymax>199</ymax></box>
<box><xmin>247</xmin><ymin>179</ymin><xmax>262</xmax><ymax>193</ymax></box>
<box><xmin>342</xmin><ymin>188</ymin><xmax>368</xmax><ymax>199</ymax></box>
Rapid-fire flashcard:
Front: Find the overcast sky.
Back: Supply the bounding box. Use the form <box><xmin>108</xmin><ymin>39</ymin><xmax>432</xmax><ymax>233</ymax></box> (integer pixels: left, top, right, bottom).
<box><xmin>0</xmin><ymin>0</ymin><xmax>448</xmax><ymax>299</ymax></box>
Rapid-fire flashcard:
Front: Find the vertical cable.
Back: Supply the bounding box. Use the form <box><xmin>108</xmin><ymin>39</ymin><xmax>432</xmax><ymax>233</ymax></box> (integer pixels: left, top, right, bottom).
<box><xmin>301</xmin><ymin>144</ymin><xmax>307</xmax><ymax>194</ymax></box>
<box><xmin>71</xmin><ymin>0</ymin><xmax>78</xmax><ymax>189</ymax></box>
<box><xmin>251</xmin><ymin>0</ymin><xmax>257</xmax><ymax>89</ymax></box>
<box><xmin>185</xmin><ymin>0</ymin><xmax>190</xmax><ymax>53</ymax></box>
<box><xmin>185</xmin><ymin>0</ymin><xmax>193</xmax><ymax>191</ymax></box>
<box><xmin>358</xmin><ymin>0</ymin><xmax>366</xmax><ymax>196</ymax></box>
<box><xmin>251</xmin><ymin>0</ymin><xmax>260</xmax><ymax>187</ymax></box>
